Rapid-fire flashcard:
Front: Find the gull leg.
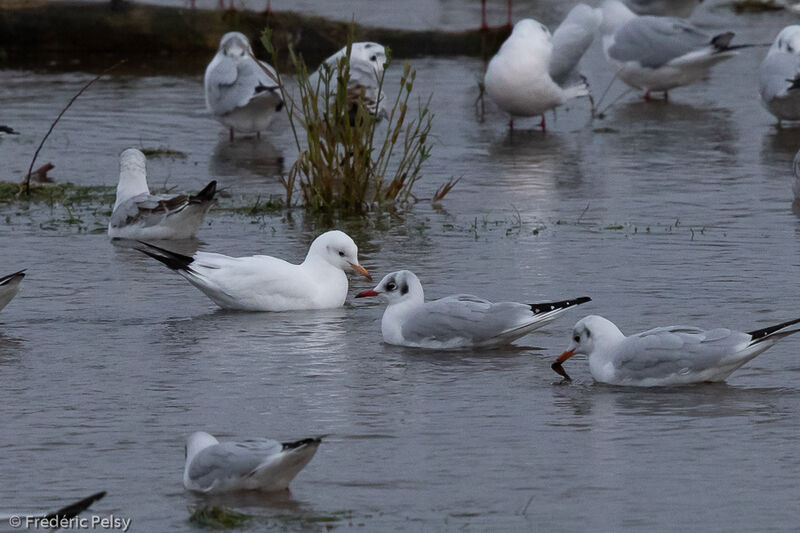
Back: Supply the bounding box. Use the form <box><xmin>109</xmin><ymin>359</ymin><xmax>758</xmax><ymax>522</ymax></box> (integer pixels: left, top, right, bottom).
<box><xmin>256</xmin><ymin>131</ymin><xmax>261</xmax><ymax>139</ymax></box>
<box><xmin>539</xmin><ymin>114</ymin><xmax>546</xmax><ymax>132</ymax></box>
<box><xmin>229</xmin><ymin>128</ymin><xmax>234</xmax><ymax>141</ymax></box>
<box><xmin>664</xmin><ymin>91</ymin><xmax>669</xmax><ymax>102</ymax></box>
<box><xmin>644</xmin><ymin>91</ymin><xmax>651</xmax><ymax>102</ymax></box>
<box><xmin>507</xmin><ymin>0</ymin><xmax>512</xmax><ymax>27</ymax></box>
<box><xmin>481</xmin><ymin>0</ymin><xmax>488</xmax><ymax>30</ymax></box>
<box><xmin>508</xmin><ymin>118</ymin><xmax>514</xmax><ymax>131</ymax></box>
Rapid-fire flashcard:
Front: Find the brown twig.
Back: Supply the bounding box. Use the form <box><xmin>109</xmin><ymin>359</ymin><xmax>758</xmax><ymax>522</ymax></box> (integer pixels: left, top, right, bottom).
<box><xmin>24</xmin><ymin>59</ymin><xmax>127</xmax><ymax>197</ymax></box>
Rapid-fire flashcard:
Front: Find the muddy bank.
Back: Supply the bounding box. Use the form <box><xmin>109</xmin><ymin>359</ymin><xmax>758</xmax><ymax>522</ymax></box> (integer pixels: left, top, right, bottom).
<box><xmin>0</xmin><ymin>1</ymin><xmax>510</xmax><ymax>72</ymax></box>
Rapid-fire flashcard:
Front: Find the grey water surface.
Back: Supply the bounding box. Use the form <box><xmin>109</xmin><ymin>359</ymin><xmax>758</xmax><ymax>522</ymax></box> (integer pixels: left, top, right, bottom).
<box><xmin>1</xmin><ymin>1</ymin><xmax>800</xmax><ymax>531</ymax></box>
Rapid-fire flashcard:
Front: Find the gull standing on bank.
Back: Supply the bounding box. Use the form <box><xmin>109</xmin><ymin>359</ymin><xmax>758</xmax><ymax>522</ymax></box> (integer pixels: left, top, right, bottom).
<box><xmin>205</xmin><ymin>32</ymin><xmax>283</xmax><ymax>140</ymax></box>
<box><xmin>759</xmin><ymin>25</ymin><xmax>800</xmax><ymax>126</ymax></box>
<box><xmin>600</xmin><ymin>0</ymin><xmax>748</xmax><ymax>100</ymax></box>
<box><xmin>137</xmin><ymin>230</ymin><xmax>371</xmax><ymax>311</ymax></box>
<box><xmin>484</xmin><ymin>18</ymin><xmax>590</xmax><ymax>130</ymax></box>
<box><xmin>184</xmin><ymin>432</ymin><xmax>321</xmax><ymax>493</ymax></box>
<box><xmin>108</xmin><ymin>149</ymin><xmax>216</xmax><ymax>240</ymax></box>
<box><xmin>356</xmin><ymin>270</ymin><xmax>590</xmax><ymax>348</ymax></box>
<box><xmin>552</xmin><ymin>315</ymin><xmax>800</xmax><ymax>386</ymax></box>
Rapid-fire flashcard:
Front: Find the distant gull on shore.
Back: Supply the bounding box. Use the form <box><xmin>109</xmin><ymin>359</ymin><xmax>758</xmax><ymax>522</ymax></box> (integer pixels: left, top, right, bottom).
<box><xmin>484</xmin><ymin>17</ymin><xmax>591</xmax><ymax>130</ymax></box>
<box><xmin>356</xmin><ymin>270</ymin><xmax>590</xmax><ymax>349</ymax></box>
<box><xmin>759</xmin><ymin>25</ymin><xmax>800</xmax><ymax>126</ymax></box>
<box><xmin>184</xmin><ymin>432</ymin><xmax>321</xmax><ymax>493</ymax></box>
<box><xmin>552</xmin><ymin>314</ymin><xmax>800</xmax><ymax>386</ymax></box>
<box><xmin>0</xmin><ymin>270</ymin><xmax>25</xmax><ymax>313</ymax></box>
<box><xmin>137</xmin><ymin>230</ymin><xmax>371</xmax><ymax>311</ymax></box>
<box><xmin>600</xmin><ymin>0</ymin><xmax>749</xmax><ymax>100</ymax></box>
<box><xmin>205</xmin><ymin>32</ymin><xmax>284</xmax><ymax>141</ymax></box>
<box><xmin>108</xmin><ymin>148</ymin><xmax>216</xmax><ymax>240</ymax></box>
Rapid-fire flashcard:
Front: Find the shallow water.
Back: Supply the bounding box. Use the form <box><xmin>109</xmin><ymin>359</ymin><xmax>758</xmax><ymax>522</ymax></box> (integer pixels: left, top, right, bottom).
<box><xmin>2</xmin><ymin>1</ymin><xmax>800</xmax><ymax>531</ymax></box>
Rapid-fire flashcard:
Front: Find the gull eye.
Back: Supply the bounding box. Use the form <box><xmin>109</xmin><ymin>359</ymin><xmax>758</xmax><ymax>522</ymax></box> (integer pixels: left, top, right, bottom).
<box><xmin>386</xmin><ymin>282</ymin><xmax>396</xmax><ymax>291</ymax></box>
<box><xmin>573</xmin><ymin>335</ymin><xmax>580</xmax><ymax>343</ymax></box>
<box><xmin>338</xmin><ymin>251</ymin><xmax>345</xmax><ymax>257</ymax></box>
<box><xmin>370</xmin><ymin>55</ymin><xmax>377</xmax><ymax>61</ymax></box>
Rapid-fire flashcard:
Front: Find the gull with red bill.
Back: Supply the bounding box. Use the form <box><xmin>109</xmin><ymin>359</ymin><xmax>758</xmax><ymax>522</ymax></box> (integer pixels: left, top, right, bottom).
<box><xmin>137</xmin><ymin>230</ymin><xmax>371</xmax><ymax>311</ymax></box>
<box><xmin>356</xmin><ymin>270</ymin><xmax>590</xmax><ymax>349</ymax></box>
<box><xmin>552</xmin><ymin>315</ymin><xmax>800</xmax><ymax>386</ymax></box>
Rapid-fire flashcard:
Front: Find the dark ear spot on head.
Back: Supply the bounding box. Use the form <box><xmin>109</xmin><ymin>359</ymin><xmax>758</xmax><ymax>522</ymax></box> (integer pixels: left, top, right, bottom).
<box><xmin>400</xmin><ymin>283</ymin><xmax>408</xmax><ymax>295</ymax></box>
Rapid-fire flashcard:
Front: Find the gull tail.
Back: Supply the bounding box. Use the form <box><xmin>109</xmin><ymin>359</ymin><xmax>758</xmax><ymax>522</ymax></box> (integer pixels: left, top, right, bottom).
<box><xmin>189</xmin><ymin>180</ymin><xmax>217</xmax><ymax>204</ymax></box>
<box><xmin>529</xmin><ymin>296</ymin><xmax>591</xmax><ymax>316</ymax></box>
<box><xmin>711</xmin><ymin>32</ymin><xmax>770</xmax><ymax>53</ymax></box>
<box><xmin>747</xmin><ymin>317</ymin><xmax>800</xmax><ymax>345</ymax></box>
<box><xmin>136</xmin><ymin>241</ymin><xmax>194</xmax><ymax>272</ymax></box>
<box><xmin>562</xmin><ymin>80</ymin><xmax>590</xmax><ymax>101</ymax></box>
<box><xmin>0</xmin><ymin>270</ymin><xmax>26</xmax><ymax>286</ymax></box>
<box><xmin>44</xmin><ymin>491</ymin><xmax>106</xmax><ymax>520</ymax></box>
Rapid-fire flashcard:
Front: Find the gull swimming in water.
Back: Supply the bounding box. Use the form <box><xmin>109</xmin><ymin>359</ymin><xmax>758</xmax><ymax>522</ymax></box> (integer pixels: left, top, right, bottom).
<box><xmin>356</xmin><ymin>270</ymin><xmax>590</xmax><ymax>349</ymax></box>
<box><xmin>600</xmin><ymin>0</ymin><xmax>748</xmax><ymax>100</ymax></box>
<box><xmin>312</xmin><ymin>42</ymin><xmax>388</xmax><ymax>120</ymax></box>
<box><xmin>552</xmin><ymin>314</ymin><xmax>800</xmax><ymax>386</ymax></box>
<box><xmin>759</xmin><ymin>25</ymin><xmax>800</xmax><ymax>126</ymax></box>
<box><xmin>484</xmin><ymin>17</ymin><xmax>590</xmax><ymax>130</ymax></box>
<box><xmin>184</xmin><ymin>431</ymin><xmax>321</xmax><ymax>493</ymax></box>
<box><xmin>0</xmin><ymin>270</ymin><xmax>25</xmax><ymax>312</ymax></box>
<box><xmin>108</xmin><ymin>149</ymin><xmax>216</xmax><ymax>240</ymax></box>
<box><xmin>137</xmin><ymin>230</ymin><xmax>371</xmax><ymax>311</ymax></box>
<box><xmin>204</xmin><ymin>31</ymin><xmax>283</xmax><ymax>140</ymax></box>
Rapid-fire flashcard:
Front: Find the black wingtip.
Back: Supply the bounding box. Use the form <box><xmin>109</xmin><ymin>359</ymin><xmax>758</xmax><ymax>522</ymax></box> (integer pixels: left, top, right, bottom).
<box><xmin>136</xmin><ymin>241</ymin><xmax>194</xmax><ymax>271</ymax></box>
<box><xmin>190</xmin><ymin>180</ymin><xmax>217</xmax><ymax>204</ymax></box>
<box><xmin>711</xmin><ymin>32</ymin><xmax>734</xmax><ymax>50</ymax></box>
<box><xmin>44</xmin><ymin>491</ymin><xmax>106</xmax><ymax>520</ymax></box>
<box><xmin>282</xmin><ymin>437</ymin><xmax>323</xmax><ymax>451</ymax></box>
<box><xmin>529</xmin><ymin>296</ymin><xmax>591</xmax><ymax>315</ymax></box>
<box><xmin>0</xmin><ymin>269</ymin><xmax>26</xmax><ymax>285</ymax></box>
<box><xmin>747</xmin><ymin>317</ymin><xmax>800</xmax><ymax>343</ymax></box>
<box><xmin>789</xmin><ymin>75</ymin><xmax>800</xmax><ymax>92</ymax></box>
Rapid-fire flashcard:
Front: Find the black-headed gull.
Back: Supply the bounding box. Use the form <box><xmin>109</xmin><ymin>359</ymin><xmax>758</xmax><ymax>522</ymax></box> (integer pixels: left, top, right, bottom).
<box><xmin>137</xmin><ymin>230</ymin><xmax>371</xmax><ymax>311</ymax></box>
<box><xmin>0</xmin><ymin>269</ymin><xmax>25</xmax><ymax>312</ymax></box>
<box><xmin>552</xmin><ymin>315</ymin><xmax>800</xmax><ymax>386</ymax></box>
<box><xmin>184</xmin><ymin>431</ymin><xmax>321</xmax><ymax>493</ymax></box>
<box><xmin>355</xmin><ymin>270</ymin><xmax>590</xmax><ymax>349</ymax></box>
<box><xmin>108</xmin><ymin>148</ymin><xmax>216</xmax><ymax>240</ymax></box>
<box><xmin>312</xmin><ymin>42</ymin><xmax>388</xmax><ymax>120</ymax></box>
<box><xmin>759</xmin><ymin>25</ymin><xmax>800</xmax><ymax>126</ymax></box>
<box><xmin>484</xmin><ymin>18</ymin><xmax>590</xmax><ymax>130</ymax></box>
<box><xmin>600</xmin><ymin>0</ymin><xmax>746</xmax><ymax>100</ymax></box>
<box><xmin>623</xmin><ymin>0</ymin><xmax>702</xmax><ymax>17</ymax></box>
<box><xmin>549</xmin><ymin>4</ymin><xmax>602</xmax><ymax>88</ymax></box>
<box><xmin>204</xmin><ymin>32</ymin><xmax>283</xmax><ymax>140</ymax></box>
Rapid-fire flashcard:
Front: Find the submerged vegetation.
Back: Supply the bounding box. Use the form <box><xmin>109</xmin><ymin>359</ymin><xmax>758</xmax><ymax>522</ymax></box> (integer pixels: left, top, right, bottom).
<box><xmin>261</xmin><ymin>28</ymin><xmax>455</xmax><ymax>214</ymax></box>
<box><xmin>187</xmin><ymin>506</ymin><xmax>252</xmax><ymax>530</ymax></box>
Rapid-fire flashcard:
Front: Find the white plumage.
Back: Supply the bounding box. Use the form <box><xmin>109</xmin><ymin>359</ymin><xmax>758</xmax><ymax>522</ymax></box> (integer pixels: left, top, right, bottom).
<box><xmin>759</xmin><ymin>25</ymin><xmax>800</xmax><ymax>125</ymax></box>
<box><xmin>108</xmin><ymin>149</ymin><xmax>216</xmax><ymax>240</ymax></box>
<box><xmin>312</xmin><ymin>42</ymin><xmax>388</xmax><ymax>119</ymax></box>
<box><xmin>0</xmin><ymin>270</ymin><xmax>25</xmax><ymax>313</ymax></box>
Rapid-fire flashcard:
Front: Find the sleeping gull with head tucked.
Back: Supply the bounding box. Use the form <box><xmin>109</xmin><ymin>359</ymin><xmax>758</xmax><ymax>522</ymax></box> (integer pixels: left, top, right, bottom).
<box><xmin>204</xmin><ymin>31</ymin><xmax>284</xmax><ymax>140</ymax></box>
<box><xmin>137</xmin><ymin>230</ymin><xmax>371</xmax><ymax>311</ymax></box>
<box><xmin>108</xmin><ymin>149</ymin><xmax>216</xmax><ymax>240</ymax></box>
<box><xmin>600</xmin><ymin>0</ymin><xmax>749</xmax><ymax>100</ymax></box>
<box><xmin>356</xmin><ymin>270</ymin><xmax>590</xmax><ymax>349</ymax></box>
<box><xmin>184</xmin><ymin>431</ymin><xmax>321</xmax><ymax>493</ymax></box>
<box><xmin>759</xmin><ymin>25</ymin><xmax>800</xmax><ymax>126</ymax></box>
<box><xmin>552</xmin><ymin>315</ymin><xmax>800</xmax><ymax>386</ymax></box>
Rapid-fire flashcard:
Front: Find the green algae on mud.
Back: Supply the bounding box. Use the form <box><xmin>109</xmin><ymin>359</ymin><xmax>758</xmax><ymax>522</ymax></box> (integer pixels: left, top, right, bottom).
<box><xmin>0</xmin><ymin>181</ymin><xmax>116</xmax><ymax>205</ymax></box>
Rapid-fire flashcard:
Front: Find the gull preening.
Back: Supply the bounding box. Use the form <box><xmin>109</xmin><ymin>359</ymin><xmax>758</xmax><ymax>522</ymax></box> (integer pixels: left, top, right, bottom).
<box><xmin>759</xmin><ymin>25</ymin><xmax>800</xmax><ymax>126</ymax></box>
<box><xmin>356</xmin><ymin>270</ymin><xmax>590</xmax><ymax>349</ymax></box>
<box><xmin>484</xmin><ymin>17</ymin><xmax>590</xmax><ymax>130</ymax></box>
<box><xmin>204</xmin><ymin>31</ymin><xmax>283</xmax><ymax>140</ymax></box>
<box><xmin>552</xmin><ymin>315</ymin><xmax>800</xmax><ymax>386</ymax></box>
<box><xmin>600</xmin><ymin>0</ymin><xmax>746</xmax><ymax>100</ymax></box>
<box><xmin>0</xmin><ymin>270</ymin><xmax>25</xmax><ymax>312</ymax></box>
<box><xmin>312</xmin><ymin>42</ymin><xmax>388</xmax><ymax>120</ymax></box>
<box><xmin>137</xmin><ymin>230</ymin><xmax>371</xmax><ymax>311</ymax></box>
<box><xmin>623</xmin><ymin>0</ymin><xmax>702</xmax><ymax>17</ymax></box>
<box><xmin>184</xmin><ymin>431</ymin><xmax>321</xmax><ymax>493</ymax></box>
<box><xmin>108</xmin><ymin>148</ymin><xmax>216</xmax><ymax>240</ymax></box>
<box><xmin>549</xmin><ymin>4</ymin><xmax>602</xmax><ymax>88</ymax></box>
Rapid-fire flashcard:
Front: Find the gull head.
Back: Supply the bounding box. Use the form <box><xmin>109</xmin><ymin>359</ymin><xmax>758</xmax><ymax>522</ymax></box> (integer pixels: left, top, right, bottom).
<box><xmin>511</xmin><ymin>18</ymin><xmax>552</xmax><ymax>44</ymax></box>
<box><xmin>185</xmin><ymin>431</ymin><xmax>219</xmax><ymax>462</ymax></box>
<box><xmin>218</xmin><ymin>31</ymin><xmax>253</xmax><ymax>59</ymax></box>
<box><xmin>307</xmin><ymin>230</ymin><xmax>371</xmax><ymax>280</ymax></box>
<box><xmin>355</xmin><ymin>270</ymin><xmax>423</xmax><ymax>303</ymax></box>
<box><xmin>771</xmin><ymin>25</ymin><xmax>800</xmax><ymax>55</ymax></box>
<box><xmin>553</xmin><ymin>315</ymin><xmax>625</xmax><ymax>378</ymax></box>
<box><xmin>351</xmin><ymin>42</ymin><xmax>387</xmax><ymax>75</ymax></box>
